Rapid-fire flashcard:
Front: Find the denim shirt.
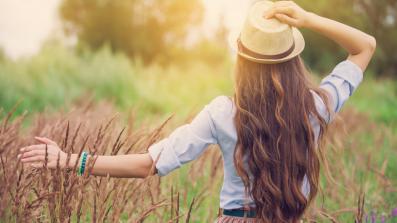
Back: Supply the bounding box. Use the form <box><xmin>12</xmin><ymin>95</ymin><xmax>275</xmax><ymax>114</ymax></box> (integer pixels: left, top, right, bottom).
<box><xmin>148</xmin><ymin>60</ymin><xmax>363</xmax><ymax>209</ymax></box>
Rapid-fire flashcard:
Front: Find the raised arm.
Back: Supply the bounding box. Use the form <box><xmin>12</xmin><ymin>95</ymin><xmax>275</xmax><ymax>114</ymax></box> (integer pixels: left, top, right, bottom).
<box><xmin>18</xmin><ymin>137</ymin><xmax>154</xmax><ymax>178</ymax></box>
<box><xmin>265</xmin><ymin>1</ymin><xmax>376</xmax><ymax>71</ymax></box>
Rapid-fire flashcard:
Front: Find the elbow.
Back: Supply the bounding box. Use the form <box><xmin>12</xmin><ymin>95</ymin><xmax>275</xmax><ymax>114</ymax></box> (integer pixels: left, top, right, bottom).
<box><xmin>132</xmin><ymin>170</ymin><xmax>152</xmax><ymax>179</ymax></box>
<box><xmin>136</xmin><ymin>153</ymin><xmax>157</xmax><ymax>178</ymax></box>
<box><xmin>140</xmin><ymin>169</ymin><xmax>157</xmax><ymax>179</ymax></box>
<box><xmin>367</xmin><ymin>35</ymin><xmax>377</xmax><ymax>53</ymax></box>
<box><xmin>139</xmin><ymin>164</ymin><xmax>157</xmax><ymax>179</ymax></box>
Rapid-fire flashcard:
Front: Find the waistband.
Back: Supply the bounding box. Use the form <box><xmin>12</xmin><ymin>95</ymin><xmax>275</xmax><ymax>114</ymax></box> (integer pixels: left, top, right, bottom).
<box><xmin>222</xmin><ymin>209</ymin><xmax>257</xmax><ymax>218</ymax></box>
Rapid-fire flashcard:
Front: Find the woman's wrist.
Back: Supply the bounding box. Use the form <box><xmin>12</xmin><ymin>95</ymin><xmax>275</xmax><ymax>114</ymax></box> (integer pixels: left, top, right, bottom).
<box><xmin>303</xmin><ymin>12</ymin><xmax>319</xmax><ymax>29</ymax></box>
<box><xmin>67</xmin><ymin>154</ymin><xmax>79</xmax><ymax>169</ymax></box>
<box><xmin>67</xmin><ymin>153</ymin><xmax>93</xmax><ymax>175</ymax></box>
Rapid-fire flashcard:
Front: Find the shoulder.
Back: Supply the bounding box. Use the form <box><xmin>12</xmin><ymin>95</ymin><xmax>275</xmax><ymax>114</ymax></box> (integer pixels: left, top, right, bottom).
<box><xmin>321</xmin><ymin>60</ymin><xmax>364</xmax><ymax>94</ymax></box>
<box><xmin>205</xmin><ymin>95</ymin><xmax>234</xmax><ymax>116</ymax></box>
<box><xmin>319</xmin><ymin>60</ymin><xmax>364</xmax><ymax>114</ymax></box>
<box><xmin>204</xmin><ymin>96</ymin><xmax>235</xmax><ymax>131</ymax></box>
<box><xmin>329</xmin><ymin>60</ymin><xmax>363</xmax><ymax>87</ymax></box>
<box><xmin>203</xmin><ymin>96</ymin><xmax>235</xmax><ymax>139</ymax></box>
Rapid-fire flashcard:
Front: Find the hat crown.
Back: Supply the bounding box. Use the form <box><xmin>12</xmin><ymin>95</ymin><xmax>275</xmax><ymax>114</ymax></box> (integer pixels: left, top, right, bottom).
<box><xmin>240</xmin><ymin>1</ymin><xmax>295</xmax><ymax>56</ymax></box>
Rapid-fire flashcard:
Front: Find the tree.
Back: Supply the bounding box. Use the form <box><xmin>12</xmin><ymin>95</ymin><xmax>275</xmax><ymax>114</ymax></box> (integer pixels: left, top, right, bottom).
<box><xmin>60</xmin><ymin>0</ymin><xmax>204</xmax><ymax>63</ymax></box>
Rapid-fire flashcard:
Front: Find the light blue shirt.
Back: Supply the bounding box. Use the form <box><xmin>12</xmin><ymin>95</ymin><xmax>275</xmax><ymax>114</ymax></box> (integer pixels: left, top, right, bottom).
<box><xmin>148</xmin><ymin>60</ymin><xmax>363</xmax><ymax>209</ymax></box>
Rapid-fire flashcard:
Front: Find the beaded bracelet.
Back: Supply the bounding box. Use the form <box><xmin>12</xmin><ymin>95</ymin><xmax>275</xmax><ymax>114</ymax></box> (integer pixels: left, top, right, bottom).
<box><xmin>78</xmin><ymin>151</ymin><xmax>88</xmax><ymax>176</ymax></box>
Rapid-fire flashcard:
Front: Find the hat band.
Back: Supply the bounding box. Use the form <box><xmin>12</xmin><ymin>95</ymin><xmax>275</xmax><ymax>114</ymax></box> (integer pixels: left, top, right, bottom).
<box><xmin>237</xmin><ymin>38</ymin><xmax>295</xmax><ymax>60</ymax></box>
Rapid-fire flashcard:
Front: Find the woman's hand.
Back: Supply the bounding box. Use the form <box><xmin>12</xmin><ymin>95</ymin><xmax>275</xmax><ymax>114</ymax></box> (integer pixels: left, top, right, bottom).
<box><xmin>18</xmin><ymin>137</ymin><xmax>68</xmax><ymax>169</ymax></box>
<box><xmin>265</xmin><ymin>1</ymin><xmax>312</xmax><ymax>28</ymax></box>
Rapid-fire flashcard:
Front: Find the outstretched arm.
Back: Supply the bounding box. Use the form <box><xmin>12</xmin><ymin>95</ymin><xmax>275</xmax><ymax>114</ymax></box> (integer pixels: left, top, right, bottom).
<box><xmin>18</xmin><ymin>137</ymin><xmax>154</xmax><ymax>178</ymax></box>
<box><xmin>266</xmin><ymin>1</ymin><xmax>376</xmax><ymax>71</ymax></box>
<box><xmin>19</xmin><ymin>97</ymin><xmax>221</xmax><ymax>178</ymax></box>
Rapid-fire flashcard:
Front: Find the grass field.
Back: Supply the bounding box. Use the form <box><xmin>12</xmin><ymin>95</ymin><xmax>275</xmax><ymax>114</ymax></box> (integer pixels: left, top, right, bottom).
<box><xmin>0</xmin><ymin>45</ymin><xmax>396</xmax><ymax>222</ymax></box>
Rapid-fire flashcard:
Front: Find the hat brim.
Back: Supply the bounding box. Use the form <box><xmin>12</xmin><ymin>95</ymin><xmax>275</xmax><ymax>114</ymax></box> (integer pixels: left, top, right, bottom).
<box><xmin>228</xmin><ymin>28</ymin><xmax>305</xmax><ymax>64</ymax></box>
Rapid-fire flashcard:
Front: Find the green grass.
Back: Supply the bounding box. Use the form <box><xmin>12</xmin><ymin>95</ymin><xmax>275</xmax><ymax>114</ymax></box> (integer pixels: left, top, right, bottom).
<box><xmin>349</xmin><ymin>76</ymin><xmax>397</xmax><ymax>128</ymax></box>
<box><xmin>0</xmin><ymin>44</ymin><xmax>139</xmax><ymax>116</ymax></box>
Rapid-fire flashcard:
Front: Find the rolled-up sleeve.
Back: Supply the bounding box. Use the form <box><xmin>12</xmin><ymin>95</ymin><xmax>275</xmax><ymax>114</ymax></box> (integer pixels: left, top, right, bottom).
<box><xmin>148</xmin><ymin>98</ymin><xmax>220</xmax><ymax>176</ymax></box>
<box><xmin>320</xmin><ymin>60</ymin><xmax>363</xmax><ymax>114</ymax></box>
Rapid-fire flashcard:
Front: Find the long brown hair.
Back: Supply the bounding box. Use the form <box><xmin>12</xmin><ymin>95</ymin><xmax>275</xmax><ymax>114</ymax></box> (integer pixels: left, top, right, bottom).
<box><xmin>233</xmin><ymin>55</ymin><xmax>330</xmax><ymax>222</ymax></box>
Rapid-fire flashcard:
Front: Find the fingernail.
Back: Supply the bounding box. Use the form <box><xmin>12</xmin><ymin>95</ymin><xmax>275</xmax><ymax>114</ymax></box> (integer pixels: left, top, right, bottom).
<box><xmin>20</xmin><ymin>148</ymin><xmax>24</xmax><ymax>152</ymax></box>
<box><xmin>17</xmin><ymin>154</ymin><xmax>20</xmax><ymax>159</ymax></box>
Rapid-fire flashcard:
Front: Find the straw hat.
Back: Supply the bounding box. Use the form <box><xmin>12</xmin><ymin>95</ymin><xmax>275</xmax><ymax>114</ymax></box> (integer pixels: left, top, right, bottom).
<box><xmin>229</xmin><ymin>0</ymin><xmax>305</xmax><ymax>64</ymax></box>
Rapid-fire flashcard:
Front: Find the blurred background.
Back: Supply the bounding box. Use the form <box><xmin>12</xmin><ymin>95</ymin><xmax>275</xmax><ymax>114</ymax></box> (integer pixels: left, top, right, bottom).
<box><xmin>0</xmin><ymin>0</ymin><xmax>396</xmax><ymax>118</ymax></box>
<box><xmin>0</xmin><ymin>0</ymin><xmax>396</xmax><ymax>221</ymax></box>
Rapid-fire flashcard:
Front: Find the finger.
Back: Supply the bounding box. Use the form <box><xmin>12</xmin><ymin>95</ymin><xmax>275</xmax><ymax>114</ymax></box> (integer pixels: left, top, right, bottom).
<box><xmin>20</xmin><ymin>155</ymin><xmax>45</xmax><ymax>163</ymax></box>
<box><xmin>19</xmin><ymin>150</ymin><xmax>47</xmax><ymax>159</ymax></box>
<box><xmin>273</xmin><ymin>6</ymin><xmax>294</xmax><ymax>16</ymax></box>
<box><xmin>20</xmin><ymin>144</ymin><xmax>46</xmax><ymax>152</ymax></box>
<box><xmin>274</xmin><ymin>13</ymin><xmax>299</xmax><ymax>26</ymax></box>
<box><xmin>35</xmin><ymin>136</ymin><xmax>57</xmax><ymax>146</ymax></box>
<box><xmin>265</xmin><ymin>6</ymin><xmax>293</xmax><ymax>19</ymax></box>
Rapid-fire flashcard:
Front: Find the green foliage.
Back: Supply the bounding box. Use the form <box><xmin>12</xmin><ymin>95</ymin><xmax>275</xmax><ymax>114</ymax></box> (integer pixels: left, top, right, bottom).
<box><xmin>0</xmin><ymin>43</ymin><xmax>232</xmax><ymax>121</ymax></box>
<box><xmin>0</xmin><ymin>43</ymin><xmax>139</xmax><ymax>116</ymax></box>
<box><xmin>60</xmin><ymin>0</ymin><xmax>204</xmax><ymax>64</ymax></box>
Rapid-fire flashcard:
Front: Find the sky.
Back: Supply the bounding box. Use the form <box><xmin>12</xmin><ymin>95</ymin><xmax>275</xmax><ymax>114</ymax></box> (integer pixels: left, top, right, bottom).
<box><xmin>0</xmin><ymin>0</ymin><xmax>61</xmax><ymax>59</ymax></box>
<box><xmin>0</xmin><ymin>0</ymin><xmax>252</xmax><ymax>60</ymax></box>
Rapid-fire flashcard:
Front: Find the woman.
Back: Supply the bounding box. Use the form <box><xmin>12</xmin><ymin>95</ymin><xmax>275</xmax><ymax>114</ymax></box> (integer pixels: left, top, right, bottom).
<box><xmin>18</xmin><ymin>1</ymin><xmax>376</xmax><ymax>222</ymax></box>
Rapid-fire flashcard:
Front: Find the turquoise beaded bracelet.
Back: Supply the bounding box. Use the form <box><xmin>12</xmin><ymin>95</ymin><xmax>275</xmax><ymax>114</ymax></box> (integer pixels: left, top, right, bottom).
<box><xmin>78</xmin><ymin>151</ymin><xmax>88</xmax><ymax>176</ymax></box>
